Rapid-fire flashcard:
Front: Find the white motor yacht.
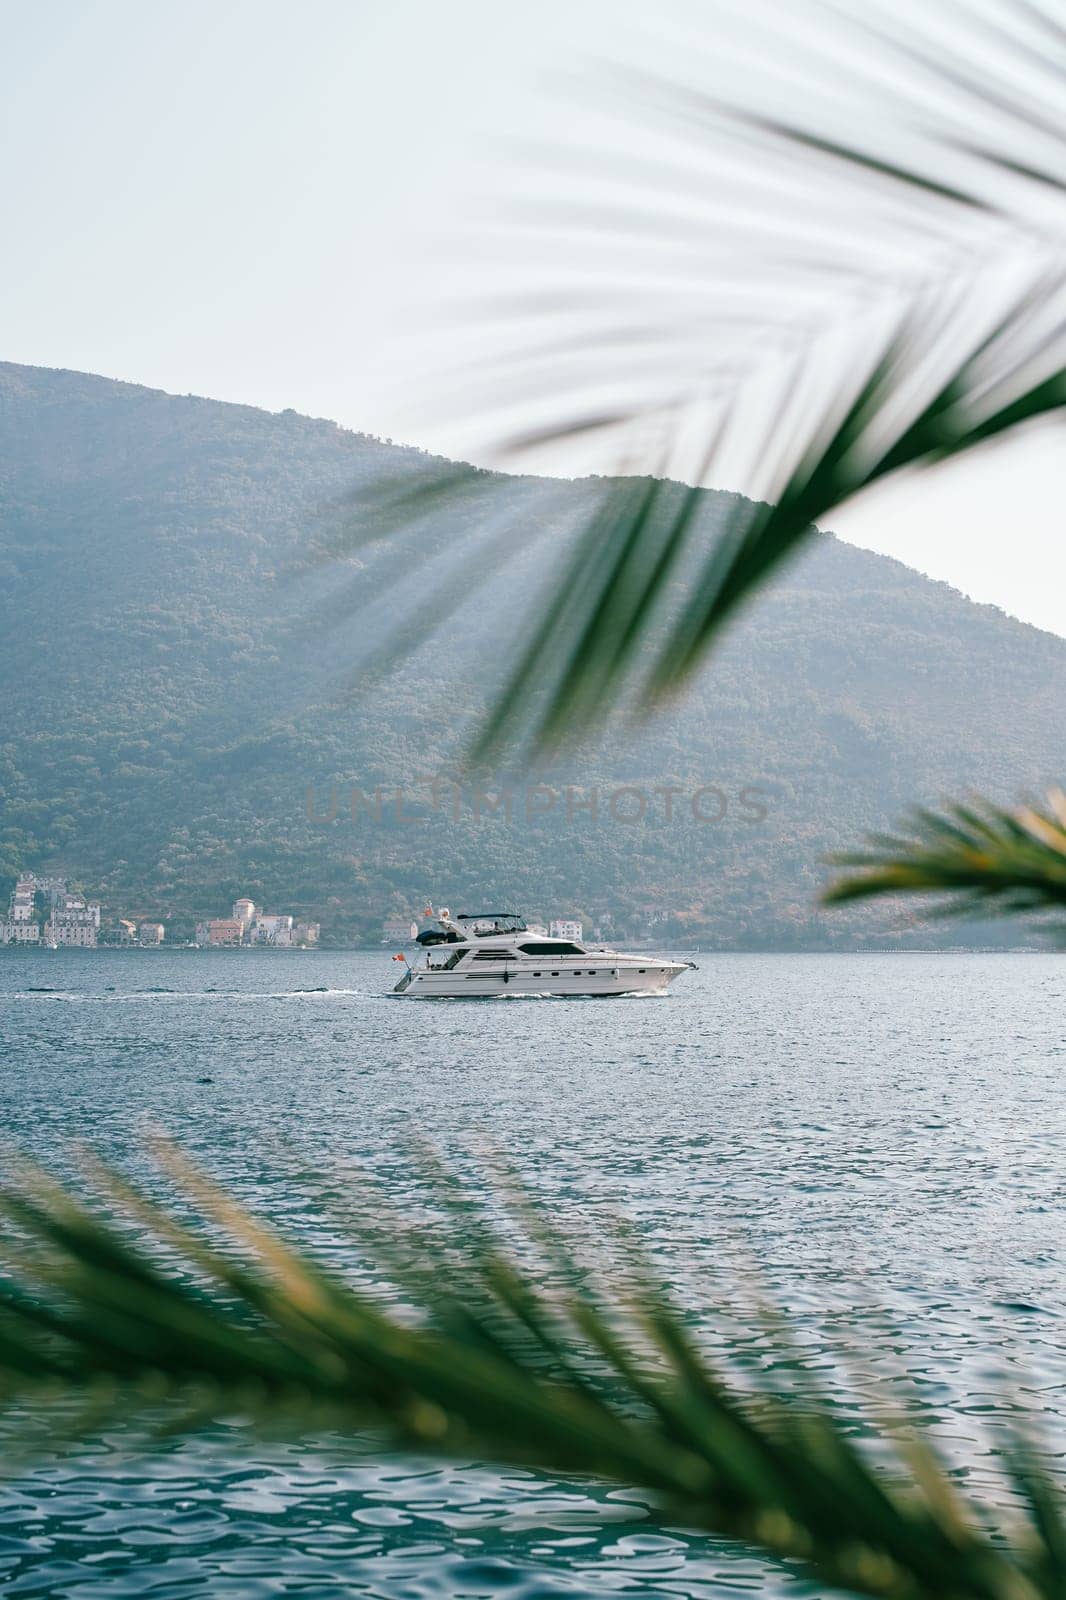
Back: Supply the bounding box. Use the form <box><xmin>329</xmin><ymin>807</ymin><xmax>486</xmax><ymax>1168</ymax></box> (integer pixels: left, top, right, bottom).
<box><xmin>391</xmin><ymin>909</ymin><xmax>695</xmax><ymax>999</ymax></box>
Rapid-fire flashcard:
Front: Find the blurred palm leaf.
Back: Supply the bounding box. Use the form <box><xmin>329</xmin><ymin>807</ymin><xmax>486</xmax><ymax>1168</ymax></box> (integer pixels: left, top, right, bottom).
<box><xmin>0</xmin><ymin>1145</ymin><xmax>1062</xmax><ymax>1599</ymax></box>
<box><xmin>325</xmin><ymin>0</ymin><xmax>1066</xmax><ymax>760</ymax></box>
<box><xmin>823</xmin><ymin>788</ymin><xmax>1066</xmax><ymax>921</ymax></box>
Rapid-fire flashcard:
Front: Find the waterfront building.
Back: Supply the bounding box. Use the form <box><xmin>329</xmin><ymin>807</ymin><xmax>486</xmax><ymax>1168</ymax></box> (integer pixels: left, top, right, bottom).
<box><xmin>45</xmin><ymin>892</ymin><xmax>101</xmax><ymax>948</ymax></box>
<box><xmin>10</xmin><ymin>876</ymin><xmax>36</xmax><ymax>923</ymax></box>
<box><xmin>549</xmin><ymin>918</ymin><xmax>583</xmax><ymax>942</ymax></box>
<box><xmin>138</xmin><ymin>922</ymin><xmax>165</xmax><ymax>945</ymax></box>
<box><xmin>46</xmin><ymin>919</ymin><xmax>97</xmax><ymax>947</ymax></box>
<box><xmin>194</xmin><ymin>903</ymin><xmax>320</xmax><ymax>948</ymax></box>
<box><xmin>2</xmin><ymin>875</ymin><xmax>103</xmax><ymax>945</ymax></box>
<box><xmin>2</xmin><ymin>874</ymin><xmax>40</xmax><ymax>939</ymax></box>
<box><xmin>195</xmin><ymin>918</ymin><xmax>244</xmax><ymax>947</ymax></box>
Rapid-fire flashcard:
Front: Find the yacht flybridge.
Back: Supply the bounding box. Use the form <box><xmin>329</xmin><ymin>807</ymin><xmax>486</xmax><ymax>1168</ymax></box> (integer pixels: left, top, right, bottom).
<box><xmin>391</xmin><ymin>909</ymin><xmax>695</xmax><ymax>999</ymax></box>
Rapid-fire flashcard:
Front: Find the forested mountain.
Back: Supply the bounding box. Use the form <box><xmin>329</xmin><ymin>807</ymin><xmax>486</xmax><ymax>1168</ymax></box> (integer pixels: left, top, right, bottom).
<box><xmin>1</xmin><ymin>359</ymin><xmax>1062</xmax><ymax>947</ymax></box>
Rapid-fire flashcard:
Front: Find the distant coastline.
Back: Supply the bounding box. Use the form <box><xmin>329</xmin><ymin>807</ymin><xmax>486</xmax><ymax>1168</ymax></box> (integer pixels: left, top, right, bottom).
<box><xmin>0</xmin><ymin>941</ymin><xmax>1052</xmax><ymax>956</ymax></box>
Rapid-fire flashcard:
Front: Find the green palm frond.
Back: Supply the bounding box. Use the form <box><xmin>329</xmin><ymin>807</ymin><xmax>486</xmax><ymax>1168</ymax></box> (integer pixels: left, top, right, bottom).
<box><xmin>476</xmin><ymin>283</ymin><xmax>1066</xmax><ymax>756</ymax></box>
<box><xmin>823</xmin><ymin>789</ymin><xmax>1066</xmax><ymax>919</ymax></box>
<box><xmin>323</xmin><ymin>0</ymin><xmax>1066</xmax><ymax>759</ymax></box>
<box><xmin>0</xmin><ymin>1145</ymin><xmax>1062</xmax><ymax>1600</ymax></box>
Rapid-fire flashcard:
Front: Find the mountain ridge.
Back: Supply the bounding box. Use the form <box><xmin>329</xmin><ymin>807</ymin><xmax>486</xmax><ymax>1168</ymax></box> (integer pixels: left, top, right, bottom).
<box><xmin>1</xmin><ymin>359</ymin><xmax>1062</xmax><ymax>946</ymax></box>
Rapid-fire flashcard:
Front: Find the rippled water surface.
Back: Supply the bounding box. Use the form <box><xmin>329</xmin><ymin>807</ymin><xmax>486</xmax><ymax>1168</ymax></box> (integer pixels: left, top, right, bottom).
<box><xmin>0</xmin><ymin>948</ymin><xmax>1063</xmax><ymax>1597</ymax></box>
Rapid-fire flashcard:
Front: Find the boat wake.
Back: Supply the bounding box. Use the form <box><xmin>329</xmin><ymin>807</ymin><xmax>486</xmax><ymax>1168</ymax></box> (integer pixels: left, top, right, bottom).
<box><xmin>13</xmin><ymin>988</ymin><xmax>367</xmax><ymax>1003</ymax></box>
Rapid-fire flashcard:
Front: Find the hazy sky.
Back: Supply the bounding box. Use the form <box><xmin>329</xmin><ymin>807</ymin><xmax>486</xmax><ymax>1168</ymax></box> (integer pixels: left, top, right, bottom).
<box><xmin>4</xmin><ymin>0</ymin><xmax>1064</xmax><ymax>635</ymax></box>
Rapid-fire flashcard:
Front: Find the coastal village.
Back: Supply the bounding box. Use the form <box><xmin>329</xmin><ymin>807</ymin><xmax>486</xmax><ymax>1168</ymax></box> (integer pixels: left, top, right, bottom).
<box><xmin>0</xmin><ymin>874</ymin><xmax>318</xmax><ymax>950</ymax></box>
<box><xmin>0</xmin><ymin>874</ymin><xmax>118</xmax><ymax>948</ymax></box>
<box><xmin>1</xmin><ymin>875</ymin><xmax>612</xmax><ymax>950</ymax></box>
<box><xmin>194</xmin><ymin>899</ymin><xmax>320</xmax><ymax>948</ymax></box>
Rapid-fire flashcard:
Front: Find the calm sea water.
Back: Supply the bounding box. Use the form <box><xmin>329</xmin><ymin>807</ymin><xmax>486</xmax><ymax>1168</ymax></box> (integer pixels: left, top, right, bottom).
<box><xmin>0</xmin><ymin>947</ymin><xmax>1062</xmax><ymax>1599</ymax></box>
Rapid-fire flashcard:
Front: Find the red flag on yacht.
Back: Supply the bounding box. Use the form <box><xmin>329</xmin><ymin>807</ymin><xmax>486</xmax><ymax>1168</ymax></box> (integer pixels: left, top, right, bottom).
<box><xmin>392</xmin><ymin>952</ymin><xmax>407</xmax><ymax>962</ymax></box>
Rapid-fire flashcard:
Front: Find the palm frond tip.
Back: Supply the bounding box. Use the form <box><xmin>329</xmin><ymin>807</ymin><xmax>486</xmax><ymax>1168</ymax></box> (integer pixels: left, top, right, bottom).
<box><xmin>823</xmin><ymin>790</ymin><xmax>1066</xmax><ymax>919</ymax></box>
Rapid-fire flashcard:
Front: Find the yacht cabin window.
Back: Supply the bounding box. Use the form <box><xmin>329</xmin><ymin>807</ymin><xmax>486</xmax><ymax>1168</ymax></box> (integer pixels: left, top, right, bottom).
<box><xmin>518</xmin><ymin>941</ymin><xmax>585</xmax><ymax>956</ymax></box>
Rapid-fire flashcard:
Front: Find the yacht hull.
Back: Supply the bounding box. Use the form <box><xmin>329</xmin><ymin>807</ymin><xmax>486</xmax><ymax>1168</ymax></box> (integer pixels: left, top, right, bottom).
<box><xmin>395</xmin><ymin>963</ymin><xmax>688</xmax><ymax>999</ymax></box>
